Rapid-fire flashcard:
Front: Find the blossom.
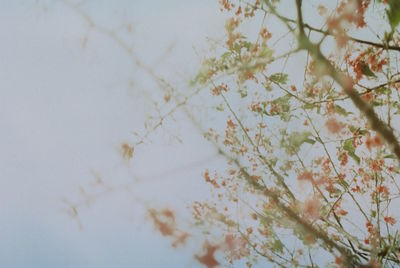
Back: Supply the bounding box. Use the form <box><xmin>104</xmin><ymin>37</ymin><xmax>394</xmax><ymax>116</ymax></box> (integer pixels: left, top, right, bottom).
<box><xmin>335</xmin><ymin>208</ymin><xmax>348</xmax><ymax>216</ymax></box>
<box><xmin>224</xmin><ymin>234</ymin><xmax>249</xmax><ymax>261</ymax></box>
<box><xmin>297</xmin><ymin>171</ymin><xmax>313</xmax><ymax>182</ymax></box>
<box><xmin>384</xmin><ymin>216</ymin><xmax>396</xmax><ymax>226</ymax></box>
<box><xmin>172</xmin><ymin>232</ymin><xmax>190</xmax><ymax>248</ymax></box>
<box><xmin>365</xmin><ymin>135</ymin><xmax>382</xmax><ymax>150</ymax></box>
<box><xmin>121</xmin><ymin>143</ymin><xmax>134</xmax><ymax>160</ymax></box>
<box><xmin>211</xmin><ymin>83</ymin><xmax>228</xmax><ymax>96</ymax></box>
<box><xmin>303</xmin><ymin>196</ymin><xmax>321</xmax><ymax>220</ymax></box>
<box><xmin>325</xmin><ymin>117</ymin><xmax>345</xmax><ymax>134</ymax></box>
<box><xmin>377</xmin><ymin>185</ymin><xmax>389</xmax><ymax>197</ymax></box>
<box><xmin>195</xmin><ymin>242</ymin><xmax>220</xmax><ymax>268</ymax></box>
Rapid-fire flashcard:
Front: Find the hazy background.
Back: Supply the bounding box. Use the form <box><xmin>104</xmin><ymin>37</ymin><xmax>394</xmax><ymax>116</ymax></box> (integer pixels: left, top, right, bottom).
<box><xmin>0</xmin><ymin>1</ymin><xmax>227</xmax><ymax>267</ymax></box>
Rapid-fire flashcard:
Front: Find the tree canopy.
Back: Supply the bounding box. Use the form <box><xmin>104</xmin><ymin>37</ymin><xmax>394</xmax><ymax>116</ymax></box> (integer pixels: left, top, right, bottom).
<box><xmin>148</xmin><ymin>1</ymin><xmax>400</xmax><ymax>267</ymax></box>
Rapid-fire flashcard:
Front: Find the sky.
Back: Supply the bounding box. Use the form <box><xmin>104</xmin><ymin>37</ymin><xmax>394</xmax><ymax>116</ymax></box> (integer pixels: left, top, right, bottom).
<box><xmin>0</xmin><ymin>1</ymin><xmax>390</xmax><ymax>267</ymax></box>
<box><xmin>0</xmin><ymin>1</ymin><xmax>227</xmax><ymax>267</ymax></box>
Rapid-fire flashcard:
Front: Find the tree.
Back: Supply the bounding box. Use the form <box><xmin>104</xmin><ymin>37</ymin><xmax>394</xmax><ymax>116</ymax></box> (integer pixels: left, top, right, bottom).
<box><xmin>148</xmin><ymin>0</ymin><xmax>400</xmax><ymax>267</ymax></box>
<box><xmin>58</xmin><ymin>0</ymin><xmax>400</xmax><ymax>267</ymax></box>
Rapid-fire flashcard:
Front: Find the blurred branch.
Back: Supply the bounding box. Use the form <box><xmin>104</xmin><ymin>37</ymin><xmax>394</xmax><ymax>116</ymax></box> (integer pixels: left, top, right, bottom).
<box><xmin>286</xmin><ymin>0</ymin><xmax>400</xmax><ymax>162</ymax></box>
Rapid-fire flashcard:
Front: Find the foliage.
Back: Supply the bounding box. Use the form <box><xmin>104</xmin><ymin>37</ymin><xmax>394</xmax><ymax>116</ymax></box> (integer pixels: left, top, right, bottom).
<box><xmin>61</xmin><ymin>0</ymin><xmax>400</xmax><ymax>267</ymax></box>
<box><xmin>148</xmin><ymin>0</ymin><xmax>400</xmax><ymax>267</ymax></box>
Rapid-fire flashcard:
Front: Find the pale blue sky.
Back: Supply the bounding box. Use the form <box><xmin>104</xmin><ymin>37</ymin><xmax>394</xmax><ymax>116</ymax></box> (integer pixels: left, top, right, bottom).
<box><xmin>0</xmin><ymin>1</ymin><xmax>225</xmax><ymax>267</ymax></box>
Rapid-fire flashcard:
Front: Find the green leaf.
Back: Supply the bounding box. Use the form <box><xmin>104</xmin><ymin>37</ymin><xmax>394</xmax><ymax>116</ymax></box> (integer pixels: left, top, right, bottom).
<box><xmin>191</xmin><ymin>58</ymin><xmax>216</xmax><ymax>85</ymax></box>
<box><xmin>238</xmin><ymin>88</ymin><xmax>248</xmax><ymax>98</ymax></box>
<box><xmin>384</xmin><ymin>154</ymin><xmax>395</xmax><ymax>159</ymax></box>
<box><xmin>221</xmin><ymin>51</ymin><xmax>232</xmax><ymax>60</ymax></box>
<box><xmin>360</xmin><ymin>61</ymin><xmax>377</xmax><ymax>78</ymax></box>
<box><xmin>371</xmin><ymin>100</ymin><xmax>384</xmax><ymax>107</ymax></box>
<box><xmin>268</xmin><ymin>94</ymin><xmax>292</xmax><ymax>121</ymax></box>
<box><xmin>349</xmin><ymin>125</ymin><xmax>358</xmax><ymax>133</ymax></box>
<box><xmin>375</xmin><ymin>87</ymin><xmax>391</xmax><ymax>94</ymax></box>
<box><xmin>304</xmin><ymin>138</ymin><xmax>316</xmax><ymax>144</ymax></box>
<box><xmin>280</xmin><ymin>112</ymin><xmax>291</xmax><ymax>122</ymax></box>
<box><xmin>349</xmin><ymin>126</ymin><xmax>368</xmax><ymax>135</ymax></box>
<box><xmin>387</xmin><ymin>0</ymin><xmax>400</xmax><ymax>30</ymax></box>
<box><xmin>272</xmin><ymin>94</ymin><xmax>291</xmax><ymax>112</ymax></box>
<box><xmin>330</xmin><ymin>189</ymin><xmax>342</xmax><ymax>198</ymax></box>
<box><xmin>216</xmin><ymin>103</ymin><xmax>224</xmax><ymax>111</ymax></box>
<box><xmin>286</xmin><ymin>131</ymin><xmax>314</xmax><ymax>155</ymax></box>
<box><xmin>242</xmin><ymin>41</ymin><xmax>252</xmax><ymax>50</ymax></box>
<box><xmin>269</xmin><ymin>73</ymin><xmax>288</xmax><ymax>85</ymax></box>
<box><xmin>371</xmin><ymin>210</ymin><xmax>376</xmax><ymax>218</ymax></box>
<box><xmin>302</xmin><ymin>103</ymin><xmax>316</xmax><ymax>110</ymax></box>
<box><xmin>343</xmin><ymin>139</ymin><xmax>360</xmax><ymax>164</ymax></box>
<box><xmin>272</xmin><ymin>239</ymin><xmax>284</xmax><ymax>253</ymax></box>
<box><xmin>259</xmin><ymin>46</ymin><xmax>273</xmax><ymax>58</ymax></box>
<box><xmin>335</xmin><ymin>105</ymin><xmax>352</xmax><ymax>116</ymax></box>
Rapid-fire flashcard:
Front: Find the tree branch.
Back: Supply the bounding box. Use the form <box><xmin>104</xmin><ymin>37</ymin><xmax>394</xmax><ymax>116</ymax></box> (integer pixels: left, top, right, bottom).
<box><xmin>289</xmin><ymin>1</ymin><xmax>400</xmax><ymax>162</ymax></box>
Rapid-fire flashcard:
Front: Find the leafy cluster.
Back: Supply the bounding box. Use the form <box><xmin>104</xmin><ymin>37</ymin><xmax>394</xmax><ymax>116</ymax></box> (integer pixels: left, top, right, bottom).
<box><xmin>151</xmin><ymin>0</ymin><xmax>400</xmax><ymax>267</ymax></box>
